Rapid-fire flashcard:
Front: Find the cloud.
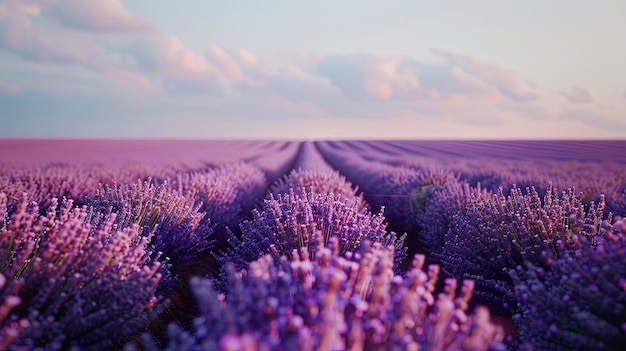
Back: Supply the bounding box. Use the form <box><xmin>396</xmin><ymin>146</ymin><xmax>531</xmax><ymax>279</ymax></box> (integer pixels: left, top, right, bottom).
<box><xmin>163</xmin><ymin>78</ymin><xmax>223</xmax><ymax>96</ymax></box>
<box><xmin>205</xmin><ymin>45</ymin><xmax>247</xmax><ymax>81</ymax></box>
<box><xmin>114</xmin><ymin>36</ymin><xmax>216</xmax><ymax>77</ymax></box>
<box><xmin>0</xmin><ymin>3</ymin><xmax>102</xmax><ymax>64</ymax></box>
<box><xmin>40</xmin><ymin>0</ymin><xmax>154</xmax><ymax>34</ymax></box>
<box><xmin>1</xmin><ymin>1</ymin><xmax>622</xmax><ymax>139</ymax></box>
<box><xmin>560</xmin><ymin>86</ymin><xmax>593</xmax><ymax>103</ymax></box>
<box><xmin>313</xmin><ymin>50</ymin><xmax>538</xmax><ymax>103</ymax></box>
<box><xmin>0</xmin><ymin>0</ymin><xmax>259</xmax><ymax>95</ymax></box>
<box><xmin>0</xmin><ymin>83</ymin><xmax>21</xmax><ymax>94</ymax></box>
<box><xmin>560</xmin><ymin>106</ymin><xmax>626</xmax><ymax>132</ymax></box>
<box><xmin>315</xmin><ymin>55</ymin><xmax>421</xmax><ymax>100</ymax></box>
<box><xmin>431</xmin><ymin>49</ymin><xmax>538</xmax><ymax>102</ymax></box>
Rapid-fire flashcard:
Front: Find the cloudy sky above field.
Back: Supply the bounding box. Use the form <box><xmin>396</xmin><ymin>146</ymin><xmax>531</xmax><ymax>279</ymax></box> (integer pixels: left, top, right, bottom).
<box><xmin>1</xmin><ymin>0</ymin><xmax>625</xmax><ymax>139</ymax></box>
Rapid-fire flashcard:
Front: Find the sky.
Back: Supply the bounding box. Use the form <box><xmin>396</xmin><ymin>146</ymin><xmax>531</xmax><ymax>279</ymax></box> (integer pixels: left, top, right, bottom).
<box><xmin>0</xmin><ymin>0</ymin><xmax>625</xmax><ymax>139</ymax></box>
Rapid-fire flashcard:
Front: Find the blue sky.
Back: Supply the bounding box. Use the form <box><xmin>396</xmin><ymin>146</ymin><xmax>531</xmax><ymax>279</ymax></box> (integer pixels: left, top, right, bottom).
<box><xmin>1</xmin><ymin>0</ymin><xmax>625</xmax><ymax>139</ymax></box>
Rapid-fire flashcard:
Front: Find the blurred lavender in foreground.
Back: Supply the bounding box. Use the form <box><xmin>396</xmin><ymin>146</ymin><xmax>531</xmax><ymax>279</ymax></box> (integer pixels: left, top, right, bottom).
<box><xmin>509</xmin><ymin>217</ymin><xmax>626</xmax><ymax>350</ymax></box>
<box><xmin>137</xmin><ymin>239</ymin><xmax>505</xmax><ymax>351</ymax></box>
<box><xmin>217</xmin><ymin>188</ymin><xmax>406</xmax><ymax>274</ymax></box>
<box><xmin>0</xmin><ymin>192</ymin><xmax>165</xmax><ymax>350</ymax></box>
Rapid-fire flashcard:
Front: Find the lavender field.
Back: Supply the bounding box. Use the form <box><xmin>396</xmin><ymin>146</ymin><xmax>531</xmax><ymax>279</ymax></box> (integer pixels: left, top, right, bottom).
<box><xmin>1</xmin><ymin>139</ymin><xmax>625</xmax><ymax>351</ymax></box>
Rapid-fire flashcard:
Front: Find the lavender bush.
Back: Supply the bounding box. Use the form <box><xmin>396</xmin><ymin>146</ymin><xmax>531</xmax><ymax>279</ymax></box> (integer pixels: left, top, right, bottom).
<box><xmin>86</xmin><ymin>178</ymin><xmax>209</xmax><ymax>269</ymax></box>
<box><xmin>316</xmin><ymin>142</ymin><xmax>459</xmax><ymax>234</ymax></box>
<box><xmin>383</xmin><ymin>153</ymin><xmax>626</xmax><ymax>218</ymax></box>
<box><xmin>434</xmin><ymin>184</ymin><xmax>608</xmax><ymax>310</ymax></box>
<box><xmin>0</xmin><ymin>162</ymin><xmax>165</xmax><ymax>213</ymax></box>
<box><xmin>172</xmin><ymin>162</ymin><xmax>268</xmax><ymax>232</ymax></box>
<box><xmin>139</xmin><ymin>239</ymin><xmax>505</xmax><ymax>351</ymax></box>
<box><xmin>413</xmin><ymin>180</ymin><xmax>491</xmax><ymax>254</ymax></box>
<box><xmin>509</xmin><ymin>217</ymin><xmax>626</xmax><ymax>350</ymax></box>
<box><xmin>218</xmin><ymin>188</ymin><xmax>406</xmax><ymax>275</ymax></box>
<box><xmin>0</xmin><ymin>192</ymin><xmax>165</xmax><ymax>350</ymax></box>
<box><xmin>268</xmin><ymin>168</ymin><xmax>367</xmax><ymax>210</ymax></box>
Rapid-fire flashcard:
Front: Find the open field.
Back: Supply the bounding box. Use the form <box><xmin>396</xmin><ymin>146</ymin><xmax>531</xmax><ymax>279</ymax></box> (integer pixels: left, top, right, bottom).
<box><xmin>1</xmin><ymin>139</ymin><xmax>625</xmax><ymax>350</ymax></box>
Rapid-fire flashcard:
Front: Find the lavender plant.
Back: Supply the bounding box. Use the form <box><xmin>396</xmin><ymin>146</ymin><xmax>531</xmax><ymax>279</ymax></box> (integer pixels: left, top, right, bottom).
<box><xmin>86</xmin><ymin>178</ymin><xmax>209</xmax><ymax>269</ymax></box>
<box><xmin>0</xmin><ymin>162</ymin><xmax>163</xmax><ymax>214</ymax></box>
<box><xmin>413</xmin><ymin>180</ymin><xmax>491</xmax><ymax>254</ymax></box>
<box><xmin>0</xmin><ymin>192</ymin><xmax>165</xmax><ymax>350</ymax></box>
<box><xmin>218</xmin><ymin>188</ymin><xmax>406</xmax><ymax>273</ymax></box>
<box><xmin>172</xmin><ymin>162</ymin><xmax>268</xmax><ymax>231</ymax></box>
<box><xmin>139</xmin><ymin>239</ymin><xmax>505</xmax><ymax>351</ymax></box>
<box><xmin>509</xmin><ymin>217</ymin><xmax>626</xmax><ymax>350</ymax></box>
<box><xmin>316</xmin><ymin>142</ymin><xmax>459</xmax><ymax>234</ymax></box>
<box><xmin>268</xmin><ymin>168</ymin><xmax>367</xmax><ymax>210</ymax></box>
<box><xmin>434</xmin><ymin>184</ymin><xmax>608</xmax><ymax>310</ymax></box>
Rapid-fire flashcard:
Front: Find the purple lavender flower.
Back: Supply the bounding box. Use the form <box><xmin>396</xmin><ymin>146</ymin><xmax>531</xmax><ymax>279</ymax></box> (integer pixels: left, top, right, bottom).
<box><xmin>140</xmin><ymin>239</ymin><xmax>505</xmax><ymax>351</ymax></box>
<box><xmin>0</xmin><ymin>162</ymin><xmax>161</xmax><ymax>213</ymax></box>
<box><xmin>509</xmin><ymin>217</ymin><xmax>626</xmax><ymax>350</ymax></box>
<box><xmin>268</xmin><ymin>168</ymin><xmax>367</xmax><ymax>211</ymax></box>
<box><xmin>218</xmin><ymin>188</ymin><xmax>406</xmax><ymax>273</ymax></box>
<box><xmin>316</xmin><ymin>142</ymin><xmax>460</xmax><ymax>235</ymax></box>
<box><xmin>172</xmin><ymin>162</ymin><xmax>268</xmax><ymax>231</ymax></box>
<box><xmin>434</xmin><ymin>184</ymin><xmax>609</xmax><ymax>312</ymax></box>
<box><xmin>86</xmin><ymin>178</ymin><xmax>210</xmax><ymax>269</ymax></box>
<box><xmin>413</xmin><ymin>179</ymin><xmax>491</xmax><ymax>254</ymax></box>
<box><xmin>0</xmin><ymin>193</ymin><xmax>165</xmax><ymax>350</ymax></box>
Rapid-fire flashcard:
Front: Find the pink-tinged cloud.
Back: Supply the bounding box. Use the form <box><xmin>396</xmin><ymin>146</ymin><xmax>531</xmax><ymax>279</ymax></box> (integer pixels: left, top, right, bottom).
<box><xmin>430</xmin><ymin>49</ymin><xmax>538</xmax><ymax>102</ymax></box>
<box><xmin>232</xmin><ymin>48</ymin><xmax>258</xmax><ymax>65</ymax></box>
<box><xmin>113</xmin><ymin>36</ymin><xmax>219</xmax><ymax>78</ymax></box>
<box><xmin>0</xmin><ymin>4</ymin><xmax>258</xmax><ymax>96</ymax></box>
<box><xmin>0</xmin><ymin>83</ymin><xmax>21</xmax><ymax>94</ymax></box>
<box><xmin>314</xmin><ymin>50</ymin><xmax>538</xmax><ymax>103</ymax></box>
<box><xmin>0</xmin><ymin>3</ymin><xmax>101</xmax><ymax>64</ymax></box>
<box><xmin>314</xmin><ymin>55</ymin><xmax>425</xmax><ymax>100</ymax></box>
<box><xmin>0</xmin><ymin>1</ymin><xmax>41</xmax><ymax>17</ymax></box>
<box><xmin>99</xmin><ymin>67</ymin><xmax>158</xmax><ymax>92</ymax></box>
<box><xmin>159</xmin><ymin>37</ymin><xmax>215</xmax><ymax>76</ymax></box>
<box><xmin>205</xmin><ymin>45</ymin><xmax>247</xmax><ymax>81</ymax></box>
<box><xmin>116</xmin><ymin>37</ymin><xmax>261</xmax><ymax>88</ymax></box>
<box><xmin>560</xmin><ymin>86</ymin><xmax>593</xmax><ymax>104</ymax></box>
<box><xmin>39</xmin><ymin>0</ymin><xmax>155</xmax><ymax>34</ymax></box>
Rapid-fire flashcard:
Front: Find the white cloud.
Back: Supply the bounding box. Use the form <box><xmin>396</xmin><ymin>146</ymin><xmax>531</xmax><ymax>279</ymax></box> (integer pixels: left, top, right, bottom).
<box><xmin>560</xmin><ymin>86</ymin><xmax>593</xmax><ymax>104</ymax></box>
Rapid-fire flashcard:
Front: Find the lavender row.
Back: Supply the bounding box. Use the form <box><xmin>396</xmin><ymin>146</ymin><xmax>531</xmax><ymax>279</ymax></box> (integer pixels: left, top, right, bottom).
<box><xmin>215</xmin><ymin>187</ymin><xmax>406</xmax><ymax>282</ymax></box>
<box><xmin>321</xmin><ymin>141</ymin><xmax>626</xmax><ymax>217</ymax></box>
<box><xmin>0</xmin><ymin>162</ymin><xmax>163</xmax><ymax>213</ymax></box>
<box><xmin>268</xmin><ymin>141</ymin><xmax>367</xmax><ymax>210</ymax></box>
<box><xmin>316</xmin><ymin>141</ymin><xmax>460</xmax><ymax>234</ymax></box>
<box><xmin>0</xmin><ymin>161</ymin><xmax>284</xmax><ymax>349</ymax></box>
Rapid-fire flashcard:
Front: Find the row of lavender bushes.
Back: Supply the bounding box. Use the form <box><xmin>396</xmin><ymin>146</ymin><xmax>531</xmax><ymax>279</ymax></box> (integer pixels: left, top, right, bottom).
<box><xmin>2</xmin><ymin>139</ymin><xmax>625</xmax><ymax>350</ymax></box>
<box><xmin>316</xmin><ymin>141</ymin><xmax>626</xmax><ymax>350</ymax></box>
